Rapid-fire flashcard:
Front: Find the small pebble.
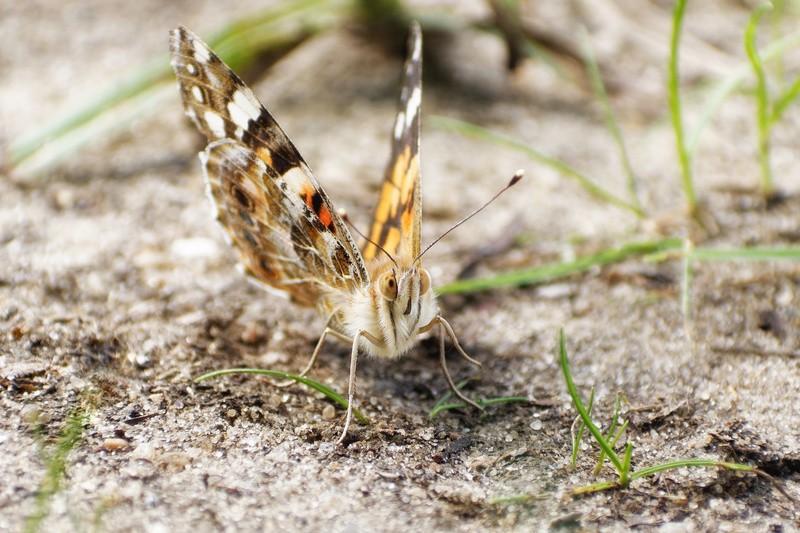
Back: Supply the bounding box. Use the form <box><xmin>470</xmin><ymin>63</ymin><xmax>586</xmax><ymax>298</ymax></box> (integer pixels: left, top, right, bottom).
<box><xmin>322</xmin><ymin>404</ymin><xmax>336</xmax><ymax>420</ymax></box>
<box><xmin>102</xmin><ymin>438</ymin><xmax>130</xmax><ymax>452</ymax></box>
<box><xmin>240</xmin><ymin>322</ymin><xmax>265</xmax><ymax>345</ymax></box>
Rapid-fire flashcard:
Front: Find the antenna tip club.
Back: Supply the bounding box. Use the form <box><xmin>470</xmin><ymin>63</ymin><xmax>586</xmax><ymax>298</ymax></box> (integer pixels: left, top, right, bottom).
<box><xmin>509</xmin><ymin>169</ymin><xmax>524</xmax><ymax>186</ymax></box>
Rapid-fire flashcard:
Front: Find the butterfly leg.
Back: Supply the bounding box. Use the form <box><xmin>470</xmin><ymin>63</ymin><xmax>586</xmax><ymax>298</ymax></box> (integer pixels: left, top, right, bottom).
<box><xmin>276</xmin><ymin>315</ymin><xmax>349</xmax><ymax>388</ymax></box>
<box><xmin>337</xmin><ymin>329</ymin><xmax>383</xmax><ymax>446</ymax></box>
<box><xmin>420</xmin><ymin>315</ymin><xmax>484</xmax><ymax>411</ymax></box>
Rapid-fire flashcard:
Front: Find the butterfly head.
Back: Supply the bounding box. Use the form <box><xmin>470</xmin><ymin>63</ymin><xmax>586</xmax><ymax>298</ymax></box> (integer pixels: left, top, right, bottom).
<box><xmin>375</xmin><ymin>260</ymin><xmax>432</xmax><ymax>315</ymax></box>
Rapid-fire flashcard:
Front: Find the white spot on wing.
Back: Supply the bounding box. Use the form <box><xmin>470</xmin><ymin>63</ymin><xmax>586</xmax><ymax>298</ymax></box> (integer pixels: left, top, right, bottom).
<box><xmin>186</xmin><ymin>63</ymin><xmax>197</xmax><ymax>75</ymax></box>
<box><xmin>204</xmin><ymin>111</ymin><xmax>226</xmax><ymax>138</ymax></box>
<box><xmin>227</xmin><ymin>100</ymin><xmax>252</xmax><ymax>130</ymax></box>
<box><xmin>394</xmin><ymin>111</ymin><xmax>405</xmax><ymax>140</ymax></box>
<box><xmin>191</xmin><ymin>86</ymin><xmax>204</xmax><ymax>103</ymax></box>
<box><xmin>281</xmin><ymin>166</ymin><xmax>311</xmax><ymax>195</ymax></box>
<box><xmin>405</xmin><ymin>86</ymin><xmax>421</xmax><ymax>128</ymax></box>
<box><xmin>192</xmin><ymin>39</ymin><xmax>211</xmax><ymax>62</ymax></box>
<box><xmin>412</xmin><ymin>33</ymin><xmax>421</xmax><ymax>62</ymax></box>
<box><xmin>233</xmin><ymin>90</ymin><xmax>261</xmax><ymax>121</ymax></box>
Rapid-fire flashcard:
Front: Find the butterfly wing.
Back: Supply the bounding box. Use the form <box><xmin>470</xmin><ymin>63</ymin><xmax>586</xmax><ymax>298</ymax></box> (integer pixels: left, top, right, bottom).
<box><xmin>170</xmin><ymin>26</ymin><xmax>369</xmax><ymax>304</ymax></box>
<box><xmin>362</xmin><ymin>22</ymin><xmax>422</xmax><ymax>263</ymax></box>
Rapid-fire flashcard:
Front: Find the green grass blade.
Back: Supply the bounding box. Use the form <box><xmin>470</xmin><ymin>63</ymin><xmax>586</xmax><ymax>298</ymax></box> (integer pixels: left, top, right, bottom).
<box><xmin>579</xmin><ymin>28</ymin><xmax>642</xmax><ymax>214</ymax></box>
<box><xmin>572</xmin><ymin>387</ymin><xmax>595</xmax><ymax>467</ymax></box>
<box><xmin>194</xmin><ymin>367</ymin><xmax>369</xmax><ymax>424</ymax></box>
<box><xmin>12</xmin><ymin>85</ymin><xmax>175</xmax><ymax>178</ymax></box>
<box><xmin>668</xmin><ymin>0</ymin><xmax>697</xmax><ymax>215</ymax></box>
<box><xmin>428</xmin><ymin>396</ymin><xmax>528</xmax><ymax>419</ymax></box>
<box><xmin>431</xmin><ymin>116</ymin><xmax>643</xmax><ymax>216</ymax></box>
<box><xmin>8</xmin><ymin>0</ymin><xmax>344</xmax><ymax>177</ymax></box>
<box><xmin>570</xmin><ymin>480</ymin><xmax>621</xmax><ymax>494</ymax></box>
<box><xmin>488</xmin><ymin>493</ymin><xmax>536</xmax><ymax>505</ymax></box>
<box><xmin>619</xmin><ymin>443</ymin><xmax>633</xmax><ymax>485</ymax></box>
<box><xmin>559</xmin><ymin>329</ymin><xmax>624</xmax><ymax>473</ymax></box>
<box><xmin>690</xmin><ymin>246</ymin><xmax>800</xmax><ymax>260</ymax></box>
<box><xmin>688</xmin><ymin>29</ymin><xmax>800</xmax><ymax>155</ymax></box>
<box><xmin>593</xmin><ymin>392</ymin><xmax>624</xmax><ymax>475</ymax></box>
<box><xmin>438</xmin><ymin>238</ymin><xmax>800</xmax><ymax>298</ymax></box>
<box><xmin>437</xmin><ymin>237</ymin><xmax>684</xmax><ymax>295</ymax></box>
<box><xmin>9</xmin><ymin>55</ymin><xmax>172</xmax><ymax>167</ymax></box>
<box><xmin>771</xmin><ymin>74</ymin><xmax>800</xmax><ymax>122</ymax></box>
<box><xmin>629</xmin><ymin>459</ymin><xmax>756</xmax><ymax>480</ymax></box>
<box><xmin>744</xmin><ymin>3</ymin><xmax>775</xmax><ymax>196</ymax></box>
<box><xmin>24</xmin><ymin>408</ymin><xmax>87</xmax><ymax>533</ymax></box>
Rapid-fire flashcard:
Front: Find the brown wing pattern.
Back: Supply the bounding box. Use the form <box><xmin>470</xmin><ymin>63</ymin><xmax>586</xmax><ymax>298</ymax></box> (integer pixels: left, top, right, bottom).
<box><xmin>169</xmin><ymin>26</ymin><xmax>369</xmax><ymax>302</ymax></box>
<box><xmin>362</xmin><ymin>22</ymin><xmax>423</xmax><ymax>263</ymax></box>
<box><xmin>202</xmin><ymin>140</ymin><xmax>366</xmax><ymax>304</ymax></box>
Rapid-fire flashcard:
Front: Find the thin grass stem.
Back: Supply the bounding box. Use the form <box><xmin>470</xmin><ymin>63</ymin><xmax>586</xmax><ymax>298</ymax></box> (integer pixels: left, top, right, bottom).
<box><xmin>437</xmin><ymin>237</ymin><xmax>684</xmax><ymax>295</ymax></box>
<box><xmin>668</xmin><ymin>0</ymin><xmax>697</xmax><ymax>215</ymax></box>
<box><xmin>559</xmin><ymin>329</ymin><xmax>625</xmax><ymax>474</ymax></box>
<box><xmin>688</xmin><ymin>29</ymin><xmax>800</xmax><ymax>154</ymax></box>
<box><xmin>195</xmin><ymin>368</ymin><xmax>369</xmax><ymax>424</ymax></box>
<box><xmin>744</xmin><ymin>3</ymin><xmax>775</xmax><ymax>196</ymax></box>
<box><xmin>431</xmin><ymin>116</ymin><xmax>643</xmax><ymax>216</ymax></box>
<box><xmin>579</xmin><ymin>29</ymin><xmax>642</xmax><ymax>214</ymax></box>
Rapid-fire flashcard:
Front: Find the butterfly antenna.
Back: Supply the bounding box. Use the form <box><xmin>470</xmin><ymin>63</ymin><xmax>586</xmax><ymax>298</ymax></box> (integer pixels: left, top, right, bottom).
<box><xmin>415</xmin><ymin>169</ymin><xmax>524</xmax><ymax>262</ymax></box>
<box><xmin>339</xmin><ymin>209</ymin><xmax>398</xmax><ymax>268</ymax></box>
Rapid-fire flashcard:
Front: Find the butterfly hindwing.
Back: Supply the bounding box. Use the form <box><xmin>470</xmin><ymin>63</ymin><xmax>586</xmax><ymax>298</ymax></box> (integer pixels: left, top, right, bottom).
<box><xmin>362</xmin><ymin>22</ymin><xmax>423</xmax><ymax>262</ymax></box>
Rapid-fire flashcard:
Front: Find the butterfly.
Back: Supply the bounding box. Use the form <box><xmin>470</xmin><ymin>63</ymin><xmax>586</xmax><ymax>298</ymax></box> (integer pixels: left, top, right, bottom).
<box><xmin>170</xmin><ymin>23</ymin><xmax>514</xmax><ymax>444</ymax></box>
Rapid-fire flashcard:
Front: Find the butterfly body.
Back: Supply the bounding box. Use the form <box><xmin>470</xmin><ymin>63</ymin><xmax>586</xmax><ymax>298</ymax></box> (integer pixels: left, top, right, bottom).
<box><xmin>340</xmin><ymin>257</ymin><xmax>438</xmax><ymax>359</ymax></box>
<box><xmin>171</xmin><ymin>23</ymin><xmax>482</xmax><ymax>443</ymax></box>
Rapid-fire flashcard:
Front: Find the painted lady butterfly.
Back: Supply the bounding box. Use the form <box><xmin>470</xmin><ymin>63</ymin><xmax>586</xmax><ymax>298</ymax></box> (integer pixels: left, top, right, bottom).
<box><xmin>170</xmin><ymin>23</ymin><xmax>512</xmax><ymax>443</ymax></box>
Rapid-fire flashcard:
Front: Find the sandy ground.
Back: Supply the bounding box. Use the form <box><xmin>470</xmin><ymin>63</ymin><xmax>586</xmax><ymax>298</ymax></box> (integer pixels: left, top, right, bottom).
<box><xmin>1</xmin><ymin>0</ymin><xmax>799</xmax><ymax>531</ymax></box>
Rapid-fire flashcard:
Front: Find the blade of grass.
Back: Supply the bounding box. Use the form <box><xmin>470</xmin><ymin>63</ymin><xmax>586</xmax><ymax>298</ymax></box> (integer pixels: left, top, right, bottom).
<box><xmin>561</xmin><ymin>331</ymin><xmax>768</xmax><ymax>497</ymax></box>
<box><xmin>8</xmin><ymin>0</ymin><xmax>345</xmax><ymax>177</ymax></box>
<box><xmin>24</xmin><ymin>408</ymin><xmax>88</xmax><ymax>533</ymax></box>
<box><xmin>629</xmin><ymin>459</ymin><xmax>756</xmax><ymax>480</ymax></box>
<box><xmin>439</xmin><ymin>236</ymin><xmax>800</xmax><ymax>297</ymax></box>
<box><xmin>571</xmin><ymin>387</ymin><xmax>595</xmax><ymax>467</ymax></box>
<box><xmin>744</xmin><ymin>3</ymin><xmax>775</xmax><ymax>196</ymax></box>
<box><xmin>488</xmin><ymin>493</ymin><xmax>536</xmax><ymax>504</ymax></box>
<box><xmin>771</xmin><ymin>74</ymin><xmax>800</xmax><ymax>122</ymax></box>
<box><xmin>688</xmin><ymin>28</ymin><xmax>800</xmax><ymax>155</ymax></box>
<box><xmin>579</xmin><ymin>28</ymin><xmax>642</xmax><ymax>215</ymax></box>
<box><xmin>559</xmin><ymin>329</ymin><xmax>627</xmax><ymax>481</ymax></box>
<box><xmin>593</xmin><ymin>392</ymin><xmax>625</xmax><ymax>475</ymax></box>
<box><xmin>668</xmin><ymin>0</ymin><xmax>697</xmax><ymax>215</ymax></box>
<box><xmin>361</xmin><ymin>376</ymin><xmax>531</xmax><ymax>419</ymax></box>
<box><xmin>195</xmin><ymin>368</ymin><xmax>369</xmax><ymax>424</ymax></box>
<box><xmin>431</xmin><ymin>116</ymin><xmax>643</xmax><ymax>216</ymax></box>
<box><xmin>429</xmin><ymin>396</ymin><xmax>528</xmax><ymax>419</ymax></box>
<box><xmin>690</xmin><ymin>246</ymin><xmax>800</xmax><ymax>260</ymax></box>
<box><xmin>12</xmin><ymin>85</ymin><xmax>175</xmax><ymax>178</ymax></box>
<box><xmin>437</xmin><ymin>237</ymin><xmax>684</xmax><ymax>295</ymax></box>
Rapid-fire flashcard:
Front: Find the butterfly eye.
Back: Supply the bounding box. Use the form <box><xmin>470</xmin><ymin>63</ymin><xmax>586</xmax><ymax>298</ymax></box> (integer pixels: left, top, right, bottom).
<box><xmin>378</xmin><ymin>271</ymin><xmax>398</xmax><ymax>301</ymax></box>
<box><xmin>419</xmin><ymin>268</ymin><xmax>431</xmax><ymax>295</ymax></box>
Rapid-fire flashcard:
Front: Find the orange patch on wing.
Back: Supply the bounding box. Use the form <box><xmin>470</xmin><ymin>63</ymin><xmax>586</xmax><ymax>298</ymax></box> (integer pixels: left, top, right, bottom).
<box><xmin>400</xmin><ymin>154</ymin><xmax>418</xmax><ymax>203</ymax></box>
<box><xmin>390</xmin><ymin>147</ymin><xmax>411</xmax><ymax>187</ymax></box>
<box><xmin>375</xmin><ymin>182</ymin><xmax>399</xmax><ymax>223</ymax></box>
<box><xmin>401</xmin><ymin>204</ymin><xmax>414</xmax><ymax>235</ymax></box>
<box><xmin>317</xmin><ymin>203</ymin><xmax>333</xmax><ymax>229</ymax></box>
<box><xmin>382</xmin><ymin>227</ymin><xmax>401</xmax><ymax>255</ymax></box>
<box><xmin>299</xmin><ymin>183</ymin><xmax>315</xmax><ymax>206</ymax></box>
<box><xmin>256</xmin><ymin>147</ymin><xmax>273</xmax><ymax>167</ymax></box>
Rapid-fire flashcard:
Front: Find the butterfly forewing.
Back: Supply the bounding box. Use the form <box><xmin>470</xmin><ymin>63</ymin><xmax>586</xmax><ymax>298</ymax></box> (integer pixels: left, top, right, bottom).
<box><xmin>169</xmin><ymin>26</ymin><xmax>369</xmax><ymax>304</ymax></box>
<box><xmin>362</xmin><ymin>22</ymin><xmax>423</xmax><ymax>263</ymax></box>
